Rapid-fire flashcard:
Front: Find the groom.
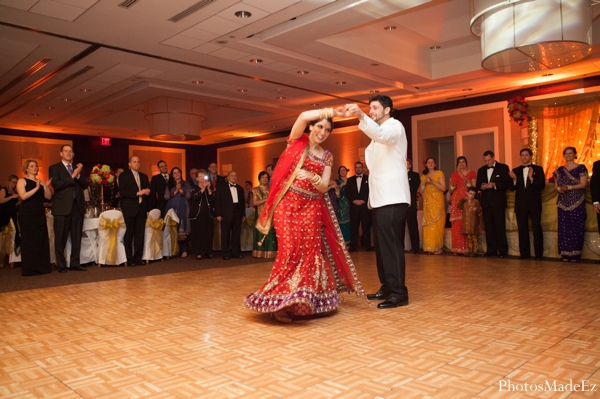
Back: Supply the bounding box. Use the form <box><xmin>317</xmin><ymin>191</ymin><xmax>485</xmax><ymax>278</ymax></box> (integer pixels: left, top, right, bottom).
<box><xmin>343</xmin><ymin>96</ymin><xmax>411</xmax><ymax>308</ymax></box>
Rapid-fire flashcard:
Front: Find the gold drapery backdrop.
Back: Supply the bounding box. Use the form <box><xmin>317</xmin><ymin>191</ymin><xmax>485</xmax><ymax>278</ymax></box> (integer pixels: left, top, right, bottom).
<box><xmin>528</xmin><ymin>93</ymin><xmax>600</xmax><ymax>179</ymax></box>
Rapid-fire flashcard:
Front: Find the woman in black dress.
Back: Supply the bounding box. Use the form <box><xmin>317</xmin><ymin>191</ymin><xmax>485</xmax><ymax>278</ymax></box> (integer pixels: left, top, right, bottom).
<box><xmin>16</xmin><ymin>160</ymin><xmax>53</xmax><ymax>276</ymax></box>
<box><xmin>189</xmin><ymin>169</ymin><xmax>214</xmax><ymax>260</ymax></box>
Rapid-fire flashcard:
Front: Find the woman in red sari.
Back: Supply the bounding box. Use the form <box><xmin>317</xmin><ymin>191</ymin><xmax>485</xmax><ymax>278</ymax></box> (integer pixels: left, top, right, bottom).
<box><xmin>448</xmin><ymin>156</ymin><xmax>477</xmax><ymax>254</ymax></box>
<box><xmin>244</xmin><ymin>108</ymin><xmax>364</xmax><ymax>323</ymax></box>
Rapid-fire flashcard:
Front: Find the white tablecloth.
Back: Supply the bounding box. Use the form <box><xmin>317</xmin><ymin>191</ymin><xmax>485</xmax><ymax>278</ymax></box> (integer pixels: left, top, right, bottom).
<box><xmin>51</xmin><ymin>215</ymin><xmax>100</xmax><ymax>266</ymax></box>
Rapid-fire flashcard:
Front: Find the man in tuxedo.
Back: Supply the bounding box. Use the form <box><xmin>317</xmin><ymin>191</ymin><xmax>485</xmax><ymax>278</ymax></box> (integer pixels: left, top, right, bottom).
<box><xmin>49</xmin><ymin>145</ymin><xmax>89</xmax><ymax>273</ymax></box>
<box><xmin>509</xmin><ymin>148</ymin><xmax>545</xmax><ymax>260</ymax></box>
<box><xmin>476</xmin><ymin>150</ymin><xmax>511</xmax><ymax>258</ymax></box>
<box><xmin>119</xmin><ymin>156</ymin><xmax>150</xmax><ymax>266</ymax></box>
<box><xmin>345</xmin><ymin>95</ymin><xmax>411</xmax><ymax>309</ymax></box>
<box><xmin>149</xmin><ymin>160</ymin><xmax>169</xmax><ymax>215</ymax></box>
<box><xmin>215</xmin><ymin>170</ymin><xmax>245</xmax><ymax>260</ymax></box>
<box><xmin>111</xmin><ymin>168</ymin><xmax>124</xmax><ymax>208</ymax></box>
<box><xmin>346</xmin><ymin>161</ymin><xmax>372</xmax><ymax>251</ymax></box>
<box><xmin>207</xmin><ymin>162</ymin><xmax>225</xmax><ymax>192</ymax></box>
<box><xmin>406</xmin><ymin>158</ymin><xmax>421</xmax><ymax>254</ymax></box>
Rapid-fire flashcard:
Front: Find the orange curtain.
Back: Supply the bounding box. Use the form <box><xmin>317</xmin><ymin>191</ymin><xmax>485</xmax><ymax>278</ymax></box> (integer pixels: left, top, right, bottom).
<box><xmin>529</xmin><ymin>95</ymin><xmax>600</xmax><ymax>179</ymax></box>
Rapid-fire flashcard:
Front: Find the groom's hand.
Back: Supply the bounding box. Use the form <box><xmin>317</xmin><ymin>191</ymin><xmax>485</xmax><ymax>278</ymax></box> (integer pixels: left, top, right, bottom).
<box><xmin>344</xmin><ymin>104</ymin><xmax>365</xmax><ymax>121</ymax></box>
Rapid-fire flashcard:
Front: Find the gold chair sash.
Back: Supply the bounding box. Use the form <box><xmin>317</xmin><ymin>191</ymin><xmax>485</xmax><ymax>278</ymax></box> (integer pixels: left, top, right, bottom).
<box><xmin>146</xmin><ymin>216</ymin><xmax>164</xmax><ymax>259</ymax></box>
<box><xmin>165</xmin><ymin>216</ymin><xmax>179</xmax><ymax>256</ymax></box>
<box><xmin>98</xmin><ymin>215</ymin><xmax>125</xmax><ymax>265</ymax></box>
<box><xmin>0</xmin><ymin>222</ymin><xmax>15</xmax><ymax>259</ymax></box>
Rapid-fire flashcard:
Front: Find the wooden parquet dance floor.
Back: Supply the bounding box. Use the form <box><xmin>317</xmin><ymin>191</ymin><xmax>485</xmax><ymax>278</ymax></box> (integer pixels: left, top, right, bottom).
<box><xmin>1</xmin><ymin>252</ymin><xmax>600</xmax><ymax>398</ymax></box>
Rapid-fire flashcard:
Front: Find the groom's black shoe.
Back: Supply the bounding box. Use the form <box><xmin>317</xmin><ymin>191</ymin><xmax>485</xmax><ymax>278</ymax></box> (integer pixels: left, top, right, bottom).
<box><xmin>377</xmin><ymin>297</ymin><xmax>409</xmax><ymax>309</ymax></box>
<box><xmin>366</xmin><ymin>289</ymin><xmax>390</xmax><ymax>301</ymax></box>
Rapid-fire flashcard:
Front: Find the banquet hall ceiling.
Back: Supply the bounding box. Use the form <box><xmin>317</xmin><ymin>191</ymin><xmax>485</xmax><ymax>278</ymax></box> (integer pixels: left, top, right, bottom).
<box><xmin>0</xmin><ymin>0</ymin><xmax>599</xmax><ymax>145</ymax></box>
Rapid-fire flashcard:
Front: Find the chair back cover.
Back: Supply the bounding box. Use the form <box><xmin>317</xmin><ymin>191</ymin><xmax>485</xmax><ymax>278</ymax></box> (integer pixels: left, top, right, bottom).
<box><xmin>143</xmin><ymin>209</ymin><xmax>163</xmax><ymax>261</ymax></box>
<box><xmin>162</xmin><ymin>208</ymin><xmax>179</xmax><ymax>257</ymax></box>
<box><xmin>98</xmin><ymin>210</ymin><xmax>127</xmax><ymax>265</ymax></box>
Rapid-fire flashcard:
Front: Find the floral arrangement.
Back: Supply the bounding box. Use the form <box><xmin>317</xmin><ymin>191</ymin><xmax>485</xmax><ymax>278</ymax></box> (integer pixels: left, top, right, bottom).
<box><xmin>507</xmin><ymin>96</ymin><xmax>528</xmax><ymax>126</ymax></box>
<box><xmin>89</xmin><ymin>164</ymin><xmax>115</xmax><ymax>207</ymax></box>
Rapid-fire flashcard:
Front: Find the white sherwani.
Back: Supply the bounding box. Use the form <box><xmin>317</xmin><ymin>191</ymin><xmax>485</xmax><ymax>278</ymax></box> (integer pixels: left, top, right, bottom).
<box><xmin>359</xmin><ymin>116</ymin><xmax>411</xmax><ymax>208</ymax></box>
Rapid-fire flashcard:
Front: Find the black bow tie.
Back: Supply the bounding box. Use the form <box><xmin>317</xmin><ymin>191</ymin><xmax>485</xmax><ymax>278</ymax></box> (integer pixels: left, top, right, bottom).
<box><xmin>229</xmin><ymin>183</ymin><xmax>236</xmax><ymax>187</ymax></box>
<box><xmin>356</xmin><ymin>175</ymin><xmax>363</xmax><ymax>178</ymax></box>
<box><xmin>487</xmin><ymin>166</ymin><xmax>494</xmax><ymax>169</ymax></box>
<box><xmin>523</xmin><ymin>164</ymin><xmax>531</xmax><ymax>167</ymax></box>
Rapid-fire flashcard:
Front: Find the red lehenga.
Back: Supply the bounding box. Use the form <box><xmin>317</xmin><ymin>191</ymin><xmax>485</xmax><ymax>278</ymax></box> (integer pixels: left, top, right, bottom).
<box><xmin>244</xmin><ymin>134</ymin><xmax>364</xmax><ymax>316</ymax></box>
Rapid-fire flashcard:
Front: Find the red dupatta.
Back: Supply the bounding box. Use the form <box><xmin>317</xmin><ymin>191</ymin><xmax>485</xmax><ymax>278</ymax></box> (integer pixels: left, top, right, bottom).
<box><xmin>257</xmin><ymin>134</ymin><xmax>364</xmax><ymax>296</ymax></box>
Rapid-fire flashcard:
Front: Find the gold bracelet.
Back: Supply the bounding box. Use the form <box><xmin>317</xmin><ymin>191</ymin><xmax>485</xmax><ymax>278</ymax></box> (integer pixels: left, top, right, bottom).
<box><xmin>310</xmin><ymin>173</ymin><xmax>320</xmax><ymax>183</ymax></box>
<box><xmin>567</xmin><ymin>185</ymin><xmax>571</xmax><ymax>190</ymax></box>
<box><xmin>325</xmin><ymin>107</ymin><xmax>334</xmax><ymax>119</ymax></box>
<box><xmin>311</xmin><ymin>175</ymin><xmax>322</xmax><ymax>187</ymax></box>
<box><xmin>318</xmin><ymin>108</ymin><xmax>326</xmax><ymax>120</ymax></box>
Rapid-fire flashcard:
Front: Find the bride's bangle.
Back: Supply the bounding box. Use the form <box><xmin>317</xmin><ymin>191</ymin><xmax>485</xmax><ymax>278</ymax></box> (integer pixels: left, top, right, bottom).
<box><xmin>310</xmin><ymin>173</ymin><xmax>322</xmax><ymax>187</ymax></box>
<box><xmin>318</xmin><ymin>108</ymin><xmax>334</xmax><ymax>120</ymax></box>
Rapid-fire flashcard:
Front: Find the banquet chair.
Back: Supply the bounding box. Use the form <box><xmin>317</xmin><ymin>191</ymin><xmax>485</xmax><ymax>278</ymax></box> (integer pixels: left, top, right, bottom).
<box><xmin>5</xmin><ymin>219</ymin><xmax>19</xmax><ymax>267</ymax></box>
<box><xmin>143</xmin><ymin>209</ymin><xmax>164</xmax><ymax>264</ymax></box>
<box><xmin>97</xmin><ymin>209</ymin><xmax>127</xmax><ymax>267</ymax></box>
<box><xmin>163</xmin><ymin>208</ymin><xmax>180</xmax><ymax>260</ymax></box>
<box><xmin>46</xmin><ymin>212</ymin><xmax>57</xmax><ymax>265</ymax></box>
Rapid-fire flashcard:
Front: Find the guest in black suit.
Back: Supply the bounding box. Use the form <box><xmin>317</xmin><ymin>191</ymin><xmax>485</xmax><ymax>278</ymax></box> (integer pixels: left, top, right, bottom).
<box><xmin>119</xmin><ymin>156</ymin><xmax>150</xmax><ymax>266</ymax></box>
<box><xmin>406</xmin><ymin>158</ymin><xmax>421</xmax><ymax>254</ymax></box>
<box><xmin>149</xmin><ymin>160</ymin><xmax>169</xmax><ymax>215</ymax></box>
<box><xmin>476</xmin><ymin>150</ymin><xmax>511</xmax><ymax>258</ymax></box>
<box><xmin>215</xmin><ymin>170</ymin><xmax>245</xmax><ymax>260</ymax></box>
<box><xmin>509</xmin><ymin>148</ymin><xmax>546</xmax><ymax>260</ymax></box>
<box><xmin>207</xmin><ymin>162</ymin><xmax>225</xmax><ymax>192</ymax></box>
<box><xmin>49</xmin><ymin>145</ymin><xmax>89</xmax><ymax>272</ymax></box>
<box><xmin>111</xmin><ymin>168</ymin><xmax>124</xmax><ymax>208</ymax></box>
<box><xmin>346</xmin><ymin>161</ymin><xmax>372</xmax><ymax>251</ymax></box>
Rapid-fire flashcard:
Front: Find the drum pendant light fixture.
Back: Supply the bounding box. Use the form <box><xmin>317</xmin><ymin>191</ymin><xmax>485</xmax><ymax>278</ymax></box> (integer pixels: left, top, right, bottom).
<box><xmin>470</xmin><ymin>0</ymin><xmax>592</xmax><ymax>73</ymax></box>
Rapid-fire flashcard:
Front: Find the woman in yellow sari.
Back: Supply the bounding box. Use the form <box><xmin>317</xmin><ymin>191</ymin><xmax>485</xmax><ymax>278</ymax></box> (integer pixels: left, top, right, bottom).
<box><xmin>419</xmin><ymin>157</ymin><xmax>446</xmax><ymax>254</ymax></box>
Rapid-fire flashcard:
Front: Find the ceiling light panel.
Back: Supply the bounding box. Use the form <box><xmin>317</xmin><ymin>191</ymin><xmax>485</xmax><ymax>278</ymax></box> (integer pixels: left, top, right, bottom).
<box><xmin>193</xmin><ymin>15</ymin><xmax>243</xmax><ymax>36</ymax></box>
<box><xmin>242</xmin><ymin>0</ymin><xmax>302</xmax><ymax>14</ymax></box>
<box><xmin>30</xmin><ymin>0</ymin><xmax>99</xmax><ymax>22</ymax></box>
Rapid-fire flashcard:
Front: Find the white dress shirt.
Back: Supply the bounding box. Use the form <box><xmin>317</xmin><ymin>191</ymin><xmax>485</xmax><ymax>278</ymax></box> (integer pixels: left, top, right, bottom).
<box><xmin>359</xmin><ymin>116</ymin><xmax>410</xmax><ymax>208</ymax></box>
<box><xmin>229</xmin><ymin>184</ymin><xmax>239</xmax><ymax>203</ymax></box>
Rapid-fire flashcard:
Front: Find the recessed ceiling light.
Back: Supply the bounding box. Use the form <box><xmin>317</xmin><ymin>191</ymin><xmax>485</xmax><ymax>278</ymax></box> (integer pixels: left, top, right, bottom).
<box><xmin>80</xmin><ymin>88</ymin><xmax>91</xmax><ymax>92</ymax></box>
<box><xmin>430</xmin><ymin>45</ymin><xmax>441</xmax><ymax>50</ymax></box>
<box><xmin>248</xmin><ymin>130</ymin><xmax>254</xmax><ymax>133</ymax></box>
<box><xmin>249</xmin><ymin>58</ymin><xmax>263</xmax><ymax>64</ymax></box>
<box><xmin>192</xmin><ymin>80</ymin><xmax>203</xmax><ymax>84</ymax></box>
<box><xmin>216</xmin><ymin>40</ymin><xmax>227</xmax><ymax>44</ymax></box>
<box><xmin>369</xmin><ymin>90</ymin><xmax>380</xmax><ymax>94</ymax></box>
<box><xmin>335</xmin><ymin>81</ymin><xmax>347</xmax><ymax>85</ymax></box>
<box><xmin>62</xmin><ymin>98</ymin><xmax>71</xmax><ymax>102</ymax></box>
<box><xmin>137</xmin><ymin>109</ymin><xmax>144</xmax><ymax>112</ymax></box>
<box><xmin>271</xmin><ymin>125</ymin><xmax>277</xmax><ymax>128</ymax></box>
<box><xmin>462</xmin><ymin>88</ymin><xmax>473</xmax><ymax>91</ymax></box>
<box><xmin>276</xmin><ymin>96</ymin><xmax>286</xmax><ymax>100</ymax></box>
<box><xmin>235</xmin><ymin>11</ymin><xmax>252</xmax><ymax>18</ymax></box>
<box><xmin>237</xmin><ymin>88</ymin><xmax>248</xmax><ymax>92</ymax></box>
<box><xmin>370</xmin><ymin>63</ymin><xmax>379</xmax><ymax>66</ymax></box>
<box><xmin>46</xmin><ymin>106</ymin><xmax>54</xmax><ymax>110</ymax></box>
<box><xmin>311</xmin><ymin>103</ymin><xmax>319</xmax><ymax>106</ymax></box>
<box><xmin>31</xmin><ymin>113</ymin><xmax>39</xmax><ymax>116</ymax></box>
<box><xmin>297</xmin><ymin>70</ymin><xmax>309</xmax><ymax>75</ymax></box>
<box><xmin>384</xmin><ymin>26</ymin><xmax>396</xmax><ymax>31</ymax></box>
<box><xmin>542</xmin><ymin>73</ymin><xmax>554</xmax><ymax>77</ymax></box>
